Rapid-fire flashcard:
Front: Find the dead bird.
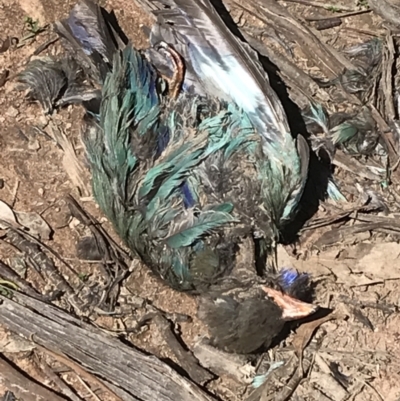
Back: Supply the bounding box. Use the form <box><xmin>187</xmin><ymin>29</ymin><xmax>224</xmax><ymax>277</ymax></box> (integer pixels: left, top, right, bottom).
<box><xmin>84</xmin><ymin>42</ymin><xmax>317</xmax><ymax>353</ymax></box>
<box><xmin>18</xmin><ymin>0</ymin><xmax>318</xmax><ymax>354</ymax></box>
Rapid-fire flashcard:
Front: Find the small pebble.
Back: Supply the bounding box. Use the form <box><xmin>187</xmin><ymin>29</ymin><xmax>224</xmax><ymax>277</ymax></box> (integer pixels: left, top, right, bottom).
<box><xmin>28</xmin><ymin>139</ymin><xmax>41</xmax><ymax>151</ymax></box>
<box><xmin>6</xmin><ymin>106</ymin><xmax>19</xmax><ymax>118</ymax></box>
<box><xmin>69</xmin><ymin>217</ymin><xmax>81</xmax><ymax>230</ymax></box>
<box><xmin>37</xmin><ymin>115</ymin><xmax>49</xmax><ymax>129</ymax></box>
<box><xmin>38</xmin><ymin>188</ymin><xmax>44</xmax><ymax>196</ymax></box>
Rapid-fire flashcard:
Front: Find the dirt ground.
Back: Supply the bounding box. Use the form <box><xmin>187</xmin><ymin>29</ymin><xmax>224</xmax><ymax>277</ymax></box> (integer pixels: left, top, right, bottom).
<box><xmin>0</xmin><ymin>0</ymin><xmax>400</xmax><ymax>400</ymax></box>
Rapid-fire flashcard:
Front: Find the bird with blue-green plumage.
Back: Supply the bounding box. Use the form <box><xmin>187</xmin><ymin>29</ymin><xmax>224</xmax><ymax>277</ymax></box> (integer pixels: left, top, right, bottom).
<box><xmin>18</xmin><ymin>0</ymin><xmax>318</xmax><ymax>354</ymax></box>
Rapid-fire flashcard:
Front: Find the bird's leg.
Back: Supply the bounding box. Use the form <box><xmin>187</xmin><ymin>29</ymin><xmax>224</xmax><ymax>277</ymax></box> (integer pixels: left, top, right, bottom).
<box><xmin>155</xmin><ymin>41</ymin><xmax>185</xmax><ymax>99</ymax></box>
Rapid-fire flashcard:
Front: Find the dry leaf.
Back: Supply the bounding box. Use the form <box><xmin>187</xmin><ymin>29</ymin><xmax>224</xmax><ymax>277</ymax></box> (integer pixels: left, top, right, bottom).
<box><xmin>0</xmin><ymin>200</ymin><xmax>18</xmax><ymax>228</ymax></box>
<box><xmin>48</xmin><ymin>122</ymin><xmax>90</xmax><ymax>196</ymax></box>
<box><xmin>293</xmin><ymin>311</ymin><xmax>344</xmax><ymax>356</ymax></box>
<box><xmin>278</xmin><ymin>243</ymin><xmax>400</xmax><ymax>285</ymax></box>
<box><xmin>15</xmin><ymin>211</ymin><xmax>52</xmax><ymax>240</ymax></box>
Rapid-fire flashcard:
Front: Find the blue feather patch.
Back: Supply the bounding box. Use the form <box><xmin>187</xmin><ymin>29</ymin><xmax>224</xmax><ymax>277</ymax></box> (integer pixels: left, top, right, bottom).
<box><xmin>181</xmin><ymin>181</ymin><xmax>196</xmax><ymax>208</ymax></box>
<box><xmin>156</xmin><ymin>126</ymin><xmax>170</xmax><ymax>156</ymax></box>
<box><xmin>68</xmin><ymin>17</ymin><xmax>99</xmax><ymax>55</ymax></box>
<box><xmin>278</xmin><ymin>268</ymin><xmax>309</xmax><ymax>293</ymax></box>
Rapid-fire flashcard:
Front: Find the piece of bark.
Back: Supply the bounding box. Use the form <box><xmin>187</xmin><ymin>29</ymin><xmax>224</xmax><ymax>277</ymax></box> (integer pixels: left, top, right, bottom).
<box><xmin>0</xmin><ymin>292</ymin><xmax>216</xmax><ymax>401</ymax></box>
<box><xmin>369</xmin><ymin>0</ymin><xmax>400</xmax><ymax>27</ymax></box>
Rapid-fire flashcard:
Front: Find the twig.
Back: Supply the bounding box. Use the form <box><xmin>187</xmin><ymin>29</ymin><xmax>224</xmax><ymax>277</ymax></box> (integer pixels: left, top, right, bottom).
<box><xmin>153</xmin><ymin>313</ymin><xmax>213</xmax><ymax>384</ymax></box>
<box><xmin>382</xmin><ymin>33</ymin><xmax>396</xmax><ymax>121</ymax></box>
<box><xmin>76</xmin><ymin>376</ymin><xmax>102</xmax><ymax>401</ymax></box>
<box><xmin>0</xmin><ymin>260</ymin><xmax>46</xmax><ymax>301</ymax></box>
<box><xmin>6</xmin><ymin>229</ymin><xmax>84</xmax><ymax>310</ymax></box>
<box><xmin>333</xmin><ymin>151</ymin><xmax>384</xmax><ymax>181</ymax></box>
<box><xmin>356</xmin><ymin>378</ymin><xmax>385</xmax><ymax>401</ymax></box>
<box><xmin>67</xmin><ymin>195</ymin><xmax>130</xmax><ymax>310</ymax></box>
<box><xmin>368</xmin><ymin>104</ymin><xmax>398</xmax><ymax>163</ymax></box>
<box><xmin>10</xmin><ymin>180</ymin><xmax>20</xmax><ymax>208</ymax></box>
<box><xmin>33</xmin><ymin>37</ymin><xmax>59</xmax><ymax>56</ymax></box>
<box><xmin>341</xmin><ymin>26</ymin><xmax>383</xmax><ymax>38</ymax></box>
<box><xmin>277</xmin><ymin>0</ymin><xmax>355</xmax><ymax>12</ymax></box>
<box><xmin>34</xmin><ymin>344</ymin><xmax>125</xmax><ymax>401</ymax></box>
<box><xmin>304</xmin><ymin>9</ymin><xmax>371</xmax><ymax>21</ymax></box>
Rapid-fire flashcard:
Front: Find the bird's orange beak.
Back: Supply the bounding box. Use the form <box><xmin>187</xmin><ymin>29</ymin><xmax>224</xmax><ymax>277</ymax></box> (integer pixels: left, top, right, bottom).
<box><xmin>261</xmin><ymin>287</ymin><xmax>318</xmax><ymax>321</ymax></box>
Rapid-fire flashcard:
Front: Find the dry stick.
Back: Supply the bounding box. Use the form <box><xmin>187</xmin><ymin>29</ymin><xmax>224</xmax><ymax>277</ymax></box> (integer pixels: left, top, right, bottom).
<box><xmin>341</xmin><ymin>27</ymin><xmax>384</xmax><ymax>38</ymax></box>
<box><xmin>1</xmin><ymin>220</ymin><xmax>80</xmax><ymax>277</ymax></box>
<box><xmin>304</xmin><ymin>8</ymin><xmax>371</xmax><ymax>21</ymax></box>
<box><xmin>152</xmin><ymin>314</ymin><xmax>213</xmax><ymax>384</ymax></box>
<box><xmin>33</xmin><ymin>37</ymin><xmax>59</xmax><ymax>56</ymax></box>
<box><xmin>314</xmin><ymin>222</ymin><xmax>391</xmax><ymax>248</ymax></box>
<box><xmin>6</xmin><ymin>230</ymin><xmax>85</xmax><ymax>311</ymax></box>
<box><xmin>277</xmin><ymin>0</ymin><xmax>355</xmax><ymax>12</ymax></box>
<box><xmin>0</xmin><ymin>260</ymin><xmax>45</xmax><ymax>301</ymax></box>
<box><xmin>333</xmin><ymin>151</ymin><xmax>384</xmax><ymax>181</ymax></box>
<box><xmin>0</xmin><ymin>355</ymin><xmax>68</xmax><ymax>401</ymax></box>
<box><xmin>76</xmin><ymin>376</ymin><xmax>102</xmax><ymax>401</ymax></box>
<box><xmin>33</xmin><ymin>345</ymin><xmax>125</xmax><ymax>401</ymax></box>
<box><xmin>368</xmin><ymin>104</ymin><xmax>399</xmax><ymax>163</ymax></box>
<box><xmin>0</xmin><ymin>292</ymin><xmax>217</xmax><ymax>401</ymax></box>
<box><xmin>382</xmin><ymin>33</ymin><xmax>396</xmax><ymax>122</ymax></box>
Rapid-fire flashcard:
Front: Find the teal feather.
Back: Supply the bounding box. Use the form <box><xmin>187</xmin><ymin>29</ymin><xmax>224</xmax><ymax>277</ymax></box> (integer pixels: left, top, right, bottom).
<box><xmin>330</xmin><ymin>122</ymin><xmax>359</xmax><ymax>145</ymax></box>
<box><xmin>83</xmin><ymin>44</ymin><xmax>265</xmax><ymax>290</ymax></box>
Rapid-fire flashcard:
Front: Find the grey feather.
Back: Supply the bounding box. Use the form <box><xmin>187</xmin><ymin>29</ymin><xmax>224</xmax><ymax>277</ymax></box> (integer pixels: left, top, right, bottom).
<box><xmin>17</xmin><ymin>57</ymin><xmax>83</xmax><ymax>113</ymax></box>
<box><xmin>54</xmin><ymin>0</ymin><xmax>126</xmax><ymax>83</ymax></box>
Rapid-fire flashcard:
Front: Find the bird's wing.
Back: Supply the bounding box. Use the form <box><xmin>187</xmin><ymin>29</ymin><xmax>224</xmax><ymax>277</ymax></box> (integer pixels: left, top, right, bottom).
<box><xmin>143</xmin><ymin>0</ymin><xmax>290</xmax><ymax>144</ymax></box>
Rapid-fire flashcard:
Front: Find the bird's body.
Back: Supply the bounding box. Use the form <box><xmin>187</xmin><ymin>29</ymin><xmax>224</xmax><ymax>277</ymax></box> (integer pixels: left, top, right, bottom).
<box><xmin>18</xmin><ymin>0</ymin><xmax>318</xmax><ymax>354</ymax></box>
<box><xmin>85</xmin><ymin>44</ymin><xmax>266</xmax><ymax>293</ymax></box>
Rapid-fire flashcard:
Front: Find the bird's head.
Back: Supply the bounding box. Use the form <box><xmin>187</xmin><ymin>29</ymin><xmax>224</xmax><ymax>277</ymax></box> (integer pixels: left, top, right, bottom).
<box><xmin>197</xmin><ymin>268</ymin><xmax>317</xmax><ymax>354</ymax></box>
